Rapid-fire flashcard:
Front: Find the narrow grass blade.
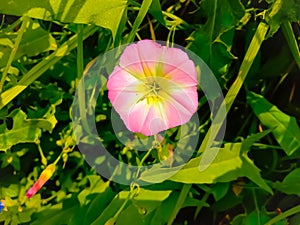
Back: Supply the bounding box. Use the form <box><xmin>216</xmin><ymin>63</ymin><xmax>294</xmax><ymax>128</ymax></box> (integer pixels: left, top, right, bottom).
<box><xmin>198</xmin><ymin>21</ymin><xmax>270</xmax><ymax>170</ymax></box>
<box><xmin>281</xmin><ymin>21</ymin><xmax>300</xmax><ymax>69</ymax></box>
<box><xmin>0</xmin><ymin>25</ymin><xmax>98</xmax><ymax>110</ymax></box>
<box><xmin>125</xmin><ymin>0</ymin><xmax>152</xmax><ymax>43</ymax></box>
<box><xmin>167</xmin><ymin>21</ymin><xmax>269</xmax><ymax>225</ymax></box>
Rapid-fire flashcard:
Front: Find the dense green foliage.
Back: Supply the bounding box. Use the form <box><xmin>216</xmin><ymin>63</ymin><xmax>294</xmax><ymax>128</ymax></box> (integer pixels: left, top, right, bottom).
<box><xmin>0</xmin><ymin>0</ymin><xmax>299</xmax><ymax>224</ymax></box>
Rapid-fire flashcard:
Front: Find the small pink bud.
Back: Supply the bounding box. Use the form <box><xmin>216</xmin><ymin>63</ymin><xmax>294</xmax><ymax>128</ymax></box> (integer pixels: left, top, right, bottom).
<box><xmin>26</xmin><ymin>164</ymin><xmax>56</xmax><ymax>198</ymax></box>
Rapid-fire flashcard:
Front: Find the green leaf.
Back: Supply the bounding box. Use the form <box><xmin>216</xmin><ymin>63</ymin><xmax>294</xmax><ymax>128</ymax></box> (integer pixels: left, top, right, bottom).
<box><xmin>132</xmin><ymin>189</ymin><xmax>172</xmax><ymax>214</ymax></box>
<box><xmin>187</xmin><ymin>0</ymin><xmax>245</xmax><ymax>86</ymax></box>
<box><xmin>77</xmin><ymin>175</ymin><xmax>111</xmax><ymax>205</ymax></box>
<box><xmin>211</xmin><ymin>182</ymin><xmax>230</xmax><ymax>201</ymax></box>
<box><xmin>83</xmin><ymin>187</ymin><xmax>115</xmax><ymax>225</ymax></box>
<box><xmin>0</xmin><ymin>0</ymin><xmax>127</xmax><ymax>39</ymax></box>
<box><xmin>0</xmin><ymin>108</ymin><xmax>57</xmax><ymax>151</ymax></box>
<box><xmin>25</xmin><ymin>194</ymin><xmax>42</xmax><ymax>210</ymax></box>
<box><xmin>19</xmin><ymin>19</ymin><xmax>57</xmax><ymax>55</ymax></box>
<box><xmin>90</xmin><ymin>188</ymin><xmax>172</xmax><ymax>225</ymax></box>
<box><xmin>0</xmin><ymin>25</ymin><xmax>97</xmax><ymax>110</ymax></box>
<box><xmin>140</xmin><ymin>132</ymin><xmax>272</xmax><ymax>193</ymax></box>
<box><xmin>0</xmin><ymin>18</ymin><xmax>57</xmax><ymax>68</ymax></box>
<box><xmin>148</xmin><ymin>191</ymin><xmax>208</xmax><ymax>225</ymax></box>
<box><xmin>247</xmin><ymin>91</ymin><xmax>300</xmax><ymax>156</ymax></box>
<box><xmin>2</xmin><ymin>184</ymin><xmax>19</xmax><ymax>198</ymax></box>
<box><xmin>30</xmin><ymin>198</ymin><xmax>80</xmax><ymax>225</ymax></box>
<box><xmin>0</xmin><ymin>152</ymin><xmax>20</xmax><ymax>170</ymax></box>
<box><xmin>273</xmin><ymin>168</ymin><xmax>300</xmax><ymax>196</ymax></box>
<box><xmin>149</xmin><ymin>0</ymin><xmax>165</xmax><ymax>26</ymax></box>
<box><xmin>265</xmin><ymin>0</ymin><xmax>300</xmax><ymax>38</ymax></box>
<box><xmin>90</xmin><ymin>191</ymin><xmax>126</xmax><ymax>225</ymax></box>
<box><xmin>231</xmin><ymin>211</ymin><xmax>286</xmax><ymax>225</ymax></box>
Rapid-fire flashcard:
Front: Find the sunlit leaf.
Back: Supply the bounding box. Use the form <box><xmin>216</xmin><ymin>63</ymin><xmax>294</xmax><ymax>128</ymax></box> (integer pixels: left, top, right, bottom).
<box><xmin>90</xmin><ymin>188</ymin><xmax>173</xmax><ymax>225</ymax></box>
<box><xmin>77</xmin><ymin>175</ymin><xmax>110</xmax><ymax>205</ymax></box>
<box><xmin>0</xmin><ymin>108</ymin><xmax>57</xmax><ymax>151</ymax></box>
<box><xmin>0</xmin><ymin>0</ymin><xmax>127</xmax><ymax>39</ymax></box>
<box><xmin>140</xmin><ymin>131</ymin><xmax>272</xmax><ymax>194</ymax></box>
<box><xmin>0</xmin><ymin>18</ymin><xmax>57</xmax><ymax>67</ymax></box>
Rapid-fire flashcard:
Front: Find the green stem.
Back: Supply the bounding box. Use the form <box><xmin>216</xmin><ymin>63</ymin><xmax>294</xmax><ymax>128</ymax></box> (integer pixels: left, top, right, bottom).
<box><xmin>76</xmin><ymin>24</ymin><xmax>90</xmax><ymax>134</ymax></box>
<box><xmin>193</xmin><ymin>191</ymin><xmax>210</xmax><ymax>220</ymax></box>
<box><xmin>0</xmin><ymin>16</ymin><xmax>30</xmax><ymax>93</ymax></box>
<box><xmin>114</xmin><ymin>184</ymin><xmax>139</xmax><ymax>220</ymax></box>
<box><xmin>198</xmin><ymin>22</ymin><xmax>269</xmax><ymax>157</ymax></box>
<box><xmin>53</xmin><ymin>151</ymin><xmax>63</xmax><ymax>165</ymax></box>
<box><xmin>0</xmin><ymin>25</ymin><xmax>98</xmax><ymax>110</ymax></box>
<box><xmin>168</xmin><ymin>21</ymin><xmax>269</xmax><ymax>224</ymax></box>
<box><xmin>125</xmin><ymin>0</ymin><xmax>152</xmax><ymax>43</ymax></box>
<box><xmin>253</xmin><ymin>190</ymin><xmax>261</xmax><ymax>225</ymax></box>
<box><xmin>281</xmin><ymin>22</ymin><xmax>300</xmax><ymax>69</ymax></box>
<box><xmin>264</xmin><ymin>204</ymin><xmax>300</xmax><ymax>225</ymax></box>
<box><xmin>0</xmin><ymin>15</ymin><xmax>4</xmax><ymax>29</ymax></box>
<box><xmin>136</xmin><ymin>146</ymin><xmax>154</xmax><ymax>178</ymax></box>
<box><xmin>208</xmin><ymin>0</ymin><xmax>217</xmax><ymax>66</ymax></box>
<box><xmin>3</xmin><ymin>18</ymin><xmax>22</xmax><ymax>33</ymax></box>
<box><xmin>167</xmin><ymin>184</ymin><xmax>191</xmax><ymax>225</ymax></box>
<box><xmin>37</xmin><ymin>142</ymin><xmax>47</xmax><ymax>166</ymax></box>
<box><xmin>252</xmin><ymin>143</ymin><xmax>283</xmax><ymax>150</ymax></box>
<box><xmin>76</xmin><ymin>24</ymin><xmax>84</xmax><ymax>80</ymax></box>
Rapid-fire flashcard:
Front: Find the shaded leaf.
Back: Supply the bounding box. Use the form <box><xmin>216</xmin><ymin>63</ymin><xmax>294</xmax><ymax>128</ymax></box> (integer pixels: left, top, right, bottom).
<box><xmin>83</xmin><ymin>187</ymin><xmax>115</xmax><ymax>225</ymax></box>
<box><xmin>211</xmin><ymin>182</ymin><xmax>230</xmax><ymax>201</ymax></box>
<box><xmin>273</xmin><ymin>168</ymin><xmax>300</xmax><ymax>197</ymax></box>
<box><xmin>187</xmin><ymin>0</ymin><xmax>245</xmax><ymax>86</ymax></box>
<box><xmin>247</xmin><ymin>91</ymin><xmax>300</xmax><ymax>156</ymax></box>
<box><xmin>30</xmin><ymin>198</ymin><xmax>80</xmax><ymax>225</ymax></box>
<box><xmin>231</xmin><ymin>210</ymin><xmax>286</xmax><ymax>225</ymax></box>
<box><xmin>266</xmin><ymin>0</ymin><xmax>300</xmax><ymax>37</ymax></box>
<box><xmin>149</xmin><ymin>0</ymin><xmax>165</xmax><ymax>26</ymax></box>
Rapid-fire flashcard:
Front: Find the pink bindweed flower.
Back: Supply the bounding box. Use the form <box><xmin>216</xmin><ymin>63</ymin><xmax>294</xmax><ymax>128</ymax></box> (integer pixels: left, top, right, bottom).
<box><xmin>26</xmin><ymin>164</ymin><xmax>56</xmax><ymax>198</ymax></box>
<box><xmin>107</xmin><ymin>40</ymin><xmax>198</xmax><ymax>136</ymax></box>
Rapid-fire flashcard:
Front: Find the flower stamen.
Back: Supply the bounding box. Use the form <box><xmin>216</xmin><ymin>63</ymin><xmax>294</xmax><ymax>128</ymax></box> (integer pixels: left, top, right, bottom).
<box><xmin>141</xmin><ymin>81</ymin><xmax>162</xmax><ymax>104</ymax></box>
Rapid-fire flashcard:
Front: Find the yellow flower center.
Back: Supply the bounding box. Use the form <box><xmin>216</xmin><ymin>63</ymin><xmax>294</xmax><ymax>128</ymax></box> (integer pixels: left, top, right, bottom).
<box><xmin>145</xmin><ymin>81</ymin><xmax>161</xmax><ymax>104</ymax></box>
<box><xmin>136</xmin><ymin>78</ymin><xmax>164</xmax><ymax>105</ymax></box>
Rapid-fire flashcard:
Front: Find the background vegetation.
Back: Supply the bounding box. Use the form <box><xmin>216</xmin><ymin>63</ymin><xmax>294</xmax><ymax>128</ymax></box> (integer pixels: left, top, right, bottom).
<box><xmin>0</xmin><ymin>0</ymin><xmax>299</xmax><ymax>224</ymax></box>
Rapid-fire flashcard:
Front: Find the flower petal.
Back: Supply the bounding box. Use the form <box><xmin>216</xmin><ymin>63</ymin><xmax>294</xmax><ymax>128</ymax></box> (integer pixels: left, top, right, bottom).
<box><xmin>108</xmin><ymin>77</ymin><xmax>145</xmax><ymax>119</ymax></box>
<box><xmin>127</xmin><ymin>101</ymin><xmax>168</xmax><ymax>136</ymax></box>
<box><xmin>119</xmin><ymin>40</ymin><xmax>164</xmax><ymax>77</ymax></box>
<box><xmin>164</xmin><ymin>60</ymin><xmax>198</xmax><ymax>86</ymax></box>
